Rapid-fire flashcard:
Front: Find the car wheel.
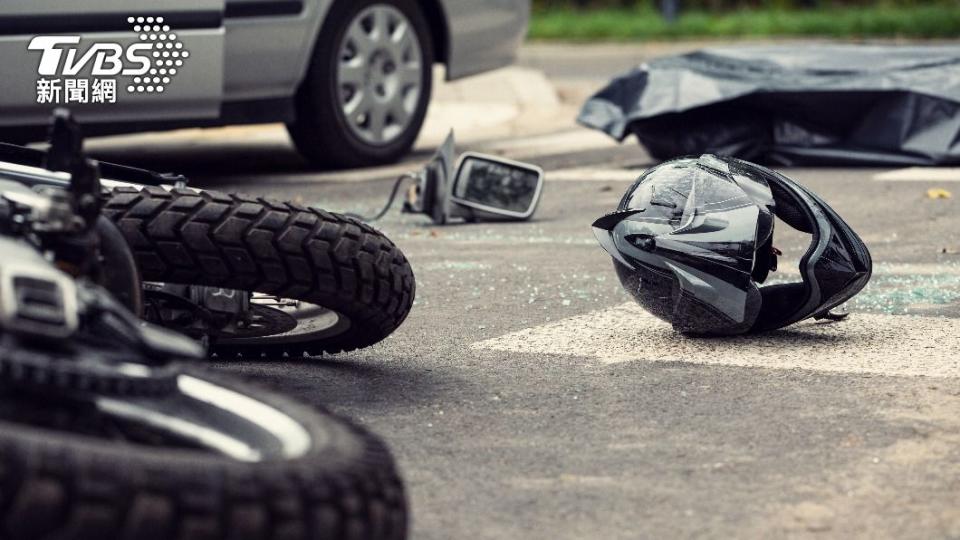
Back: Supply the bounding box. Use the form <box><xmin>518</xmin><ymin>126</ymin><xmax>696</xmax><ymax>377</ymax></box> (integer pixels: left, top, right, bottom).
<box><xmin>288</xmin><ymin>0</ymin><xmax>434</xmax><ymax>169</ymax></box>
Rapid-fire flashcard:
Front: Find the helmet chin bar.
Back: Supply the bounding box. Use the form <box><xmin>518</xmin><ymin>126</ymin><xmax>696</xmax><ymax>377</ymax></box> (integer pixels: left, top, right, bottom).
<box><xmin>748</xmin><ymin>161</ymin><xmax>872</xmax><ymax>331</ymax></box>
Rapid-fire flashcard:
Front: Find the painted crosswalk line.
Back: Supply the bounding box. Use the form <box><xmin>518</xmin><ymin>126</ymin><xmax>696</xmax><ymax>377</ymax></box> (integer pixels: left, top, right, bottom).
<box><xmin>479</xmin><ymin>129</ymin><xmax>618</xmax><ymax>158</ymax></box>
<box><xmin>874</xmin><ymin>168</ymin><xmax>960</xmax><ymax>182</ymax></box>
<box><xmin>472</xmin><ymin>303</ymin><xmax>960</xmax><ymax>377</ymax></box>
<box><xmin>547</xmin><ymin>167</ymin><xmax>645</xmax><ymax>182</ymax></box>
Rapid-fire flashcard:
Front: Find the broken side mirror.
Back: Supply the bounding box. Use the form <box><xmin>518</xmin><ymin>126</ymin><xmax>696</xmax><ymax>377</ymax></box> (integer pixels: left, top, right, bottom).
<box><xmin>450</xmin><ymin>153</ymin><xmax>543</xmax><ymax>221</ymax></box>
<box><xmin>403</xmin><ymin>131</ymin><xmax>544</xmax><ymax>225</ymax></box>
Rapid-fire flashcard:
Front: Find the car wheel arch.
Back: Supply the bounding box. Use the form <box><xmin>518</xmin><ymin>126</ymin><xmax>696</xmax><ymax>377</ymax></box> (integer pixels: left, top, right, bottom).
<box><xmin>418</xmin><ymin>0</ymin><xmax>450</xmax><ymax>67</ymax></box>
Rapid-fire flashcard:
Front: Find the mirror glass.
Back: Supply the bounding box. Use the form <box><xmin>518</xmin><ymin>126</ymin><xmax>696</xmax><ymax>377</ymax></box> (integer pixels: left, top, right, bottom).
<box><xmin>453</xmin><ymin>155</ymin><xmax>542</xmax><ymax>215</ymax></box>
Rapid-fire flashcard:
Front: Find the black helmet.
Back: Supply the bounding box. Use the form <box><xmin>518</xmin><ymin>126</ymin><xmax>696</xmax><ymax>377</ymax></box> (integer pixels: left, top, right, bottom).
<box><xmin>592</xmin><ymin>155</ymin><xmax>871</xmax><ymax>335</ymax></box>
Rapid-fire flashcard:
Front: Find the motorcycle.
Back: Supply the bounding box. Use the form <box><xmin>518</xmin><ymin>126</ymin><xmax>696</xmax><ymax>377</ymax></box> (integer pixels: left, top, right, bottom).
<box><xmin>0</xmin><ymin>111</ymin><xmax>416</xmax><ymax>357</ymax></box>
<box><xmin>0</xmin><ymin>130</ymin><xmax>408</xmax><ymax>539</ymax></box>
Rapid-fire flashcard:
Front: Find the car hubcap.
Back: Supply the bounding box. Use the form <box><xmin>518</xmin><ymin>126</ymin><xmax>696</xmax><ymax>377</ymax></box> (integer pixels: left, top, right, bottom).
<box><xmin>338</xmin><ymin>4</ymin><xmax>423</xmax><ymax>145</ymax></box>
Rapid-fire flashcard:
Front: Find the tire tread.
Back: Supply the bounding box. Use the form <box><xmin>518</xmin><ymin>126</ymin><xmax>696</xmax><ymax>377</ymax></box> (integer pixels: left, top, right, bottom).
<box><xmin>0</xmin><ymin>393</ymin><xmax>407</xmax><ymax>540</ymax></box>
<box><xmin>103</xmin><ymin>187</ymin><xmax>416</xmax><ymax>357</ymax></box>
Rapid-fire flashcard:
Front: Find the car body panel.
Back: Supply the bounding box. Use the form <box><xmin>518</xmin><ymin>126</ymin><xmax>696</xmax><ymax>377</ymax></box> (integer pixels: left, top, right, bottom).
<box><xmin>222</xmin><ymin>0</ymin><xmax>329</xmax><ymax>101</ymax></box>
<box><xmin>0</xmin><ymin>0</ymin><xmax>529</xmax><ymax>131</ymax></box>
<box><xmin>442</xmin><ymin>0</ymin><xmax>529</xmax><ymax>80</ymax></box>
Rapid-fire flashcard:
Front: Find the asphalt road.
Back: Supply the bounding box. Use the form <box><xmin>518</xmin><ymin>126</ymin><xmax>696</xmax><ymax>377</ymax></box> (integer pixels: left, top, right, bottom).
<box><xmin>86</xmin><ymin>45</ymin><xmax>960</xmax><ymax>539</ymax></box>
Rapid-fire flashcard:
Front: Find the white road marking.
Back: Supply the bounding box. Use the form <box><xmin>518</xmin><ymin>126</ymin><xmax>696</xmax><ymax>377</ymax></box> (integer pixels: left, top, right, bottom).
<box><xmin>776</xmin><ymin>262</ymin><xmax>960</xmax><ymax>277</ymax></box>
<box><xmin>479</xmin><ymin>129</ymin><xmax>619</xmax><ymax>157</ymax></box>
<box><xmin>472</xmin><ymin>303</ymin><xmax>960</xmax><ymax>377</ymax></box>
<box><xmin>874</xmin><ymin>168</ymin><xmax>960</xmax><ymax>182</ymax></box>
<box><xmin>252</xmin><ymin>163</ymin><xmax>646</xmax><ymax>186</ymax></box>
<box><xmin>547</xmin><ymin>167</ymin><xmax>645</xmax><ymax>182</ymax></box>
<box><xmin>253</xmin><ymin>131</ymin><xmax>627</xmax><ymax>185</ymax></box>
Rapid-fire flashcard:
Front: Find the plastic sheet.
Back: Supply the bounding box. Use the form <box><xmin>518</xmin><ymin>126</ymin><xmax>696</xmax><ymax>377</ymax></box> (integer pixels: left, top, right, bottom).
<box><xmin>578</xmin><ymin>45</ymin><xmax>960</xmax><ymax>166</ymax></box>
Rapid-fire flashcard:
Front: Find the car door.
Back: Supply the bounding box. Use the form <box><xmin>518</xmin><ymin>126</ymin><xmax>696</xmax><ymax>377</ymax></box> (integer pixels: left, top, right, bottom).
<box><xmin>0</xmin><ymin>0</ymin><xmax>224</xmax><ymax>128</ymax></box>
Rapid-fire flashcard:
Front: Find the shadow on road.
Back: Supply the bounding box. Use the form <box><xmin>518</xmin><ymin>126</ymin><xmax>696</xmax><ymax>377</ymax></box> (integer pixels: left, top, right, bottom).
<box><xmin>212</xmin><ymin>356</ymin><xmax>445</xmax><ymax>410</ymax></box>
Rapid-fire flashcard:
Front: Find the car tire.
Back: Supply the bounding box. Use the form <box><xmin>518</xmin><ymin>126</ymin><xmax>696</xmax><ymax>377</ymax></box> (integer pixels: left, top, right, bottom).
<box><xmin>288</xmin><ymin>0</ymin><xmax>434</xmax><ymax>169</ymax></box>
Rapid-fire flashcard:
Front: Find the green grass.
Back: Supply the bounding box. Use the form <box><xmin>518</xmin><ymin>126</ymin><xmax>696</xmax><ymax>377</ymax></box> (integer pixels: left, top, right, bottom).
<box><xmin>529</xmin><ymin>4</ymin><xmax>960</xmax><ymax>40</ymax></box>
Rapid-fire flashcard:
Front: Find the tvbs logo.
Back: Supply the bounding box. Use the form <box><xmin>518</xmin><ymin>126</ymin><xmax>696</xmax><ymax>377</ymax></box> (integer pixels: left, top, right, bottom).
<box><xmin>29</xmin><ymin>36</ymin><xmax>153</xmax><ymax>77</ymax></box>
<box><xmin>28</xmin><ymin>16</ymin><xmax>190</xmax><ymax>104</ymax></box>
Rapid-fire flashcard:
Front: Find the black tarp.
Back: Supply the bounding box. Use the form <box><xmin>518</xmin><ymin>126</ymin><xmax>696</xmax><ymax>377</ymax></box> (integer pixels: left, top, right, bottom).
<box><xmin>578</xmin><ymin>45</ymin><xmax>960</xmax><ymax>166</ymax></box>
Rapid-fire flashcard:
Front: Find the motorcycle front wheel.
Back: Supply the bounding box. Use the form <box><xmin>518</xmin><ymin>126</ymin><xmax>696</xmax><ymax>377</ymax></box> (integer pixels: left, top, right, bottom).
<box><xmin>0</xmin><ymin>366</ymin><xmax>407</xmax><ymax>540</ymax></box>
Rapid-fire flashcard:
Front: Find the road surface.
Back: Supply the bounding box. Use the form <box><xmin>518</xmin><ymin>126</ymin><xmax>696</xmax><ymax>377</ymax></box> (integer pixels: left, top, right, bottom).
<box><xmin>84</xmin><ymin>43</ymin><xmax>960</xmax><ymax>540</ymax></box>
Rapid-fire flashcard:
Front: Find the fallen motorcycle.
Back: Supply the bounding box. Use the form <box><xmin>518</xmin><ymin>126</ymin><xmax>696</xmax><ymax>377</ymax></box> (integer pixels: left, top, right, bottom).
<box><xmin>0</xmin><ymin>111</ymin><xmax>416</xmax><ymax>357</ymax></box>
<box><xmin>0</xmin><ymin>141</ymin><xmax>408</xmax><ymax>538</ymax></box>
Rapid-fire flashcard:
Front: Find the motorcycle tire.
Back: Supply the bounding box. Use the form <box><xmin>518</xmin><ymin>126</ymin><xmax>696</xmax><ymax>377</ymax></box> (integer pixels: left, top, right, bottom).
<box><xmin>0</xmin><ymin>368</ymin><xmax>407</xmax><ymax>540</ymax></box>
<box><xmin>103</xmin><ymin>186</ymin><xmax>416</xmax><ymax>357</ymax></box>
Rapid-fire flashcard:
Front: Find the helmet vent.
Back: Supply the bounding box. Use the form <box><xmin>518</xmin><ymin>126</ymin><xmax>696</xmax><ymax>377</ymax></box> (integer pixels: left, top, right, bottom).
<box><xmin>626</xmin><ymin>235</ymin><xmax>656</xmax><ymax>251</ymax></box>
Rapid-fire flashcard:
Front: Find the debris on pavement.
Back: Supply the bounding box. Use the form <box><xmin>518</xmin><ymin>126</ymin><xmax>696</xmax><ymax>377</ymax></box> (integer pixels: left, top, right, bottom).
<box><xmin>579</xmin><ymin>45</ymin><xmax>960</xmax><ymax>166</ymax></box>
<box><xmin>927</xmin><ymin>188</ymin><xmax>953</xmax><ymax>199</ymax></box>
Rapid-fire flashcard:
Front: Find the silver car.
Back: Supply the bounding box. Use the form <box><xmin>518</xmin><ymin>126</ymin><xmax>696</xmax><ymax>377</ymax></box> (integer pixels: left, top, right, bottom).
<box><xmin>0</xmin><ymin>0</ymin><xmax>530</xmax><ymax>167</ymax></box>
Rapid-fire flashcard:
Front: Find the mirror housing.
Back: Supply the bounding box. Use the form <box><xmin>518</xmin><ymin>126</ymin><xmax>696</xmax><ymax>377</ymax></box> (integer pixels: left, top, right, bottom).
<box><xmin>402</xmin><ymin>131</ymin><xmax>544</xmax><ymax>225</ymax></box>
<box><xmin>450</xmin><ymin>152</ymin><xmax>544</xmax><ymax>221</ymax></box>
<box><xmin>402</xmin><ymin>132</ymin><xmax>455</xmax><ymax>224</ymax></box>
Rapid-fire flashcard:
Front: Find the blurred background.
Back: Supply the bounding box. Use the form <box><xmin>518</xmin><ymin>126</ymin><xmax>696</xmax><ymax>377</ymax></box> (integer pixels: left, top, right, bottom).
<box><xmin>529</xmin><ymin>0</ymin><xmax>960</xmax><ymax>40</ymax></box>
